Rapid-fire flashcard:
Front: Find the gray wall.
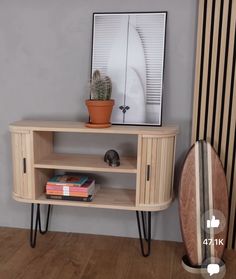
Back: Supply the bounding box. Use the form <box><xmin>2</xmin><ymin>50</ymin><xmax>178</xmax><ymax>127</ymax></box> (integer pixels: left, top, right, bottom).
<box><xmin>0</xmin><ymin>0</ymin><xmax>197</xmax><ymax>242</ymax></box>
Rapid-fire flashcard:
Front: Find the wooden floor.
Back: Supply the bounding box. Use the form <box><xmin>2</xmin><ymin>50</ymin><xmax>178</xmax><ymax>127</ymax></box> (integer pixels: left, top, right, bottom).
<box><xmin>0</xmin><ymin>228</ymin><xmax>235</xmax><ymax>279</ymax></box>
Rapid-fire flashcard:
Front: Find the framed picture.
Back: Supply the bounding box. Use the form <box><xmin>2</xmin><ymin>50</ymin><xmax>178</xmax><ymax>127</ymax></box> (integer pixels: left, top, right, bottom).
<box><xmin>91</xmin><ymin>12</ymin><xmax>167</xmax><ymax>126</ymax></box>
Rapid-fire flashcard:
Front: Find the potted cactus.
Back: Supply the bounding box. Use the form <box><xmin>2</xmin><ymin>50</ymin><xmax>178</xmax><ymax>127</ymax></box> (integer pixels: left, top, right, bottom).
<box><xmin>85</xmin><ymin>70</ymin><xmax>114</xmax><ymax>128</ymax></box>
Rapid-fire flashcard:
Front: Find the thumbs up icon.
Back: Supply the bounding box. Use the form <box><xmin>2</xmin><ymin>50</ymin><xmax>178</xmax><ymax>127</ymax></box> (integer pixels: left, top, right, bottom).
<box><xmin>207</xmin><ymin>216</ymin><xmax>220</xmax><ymax>228</ymax></box>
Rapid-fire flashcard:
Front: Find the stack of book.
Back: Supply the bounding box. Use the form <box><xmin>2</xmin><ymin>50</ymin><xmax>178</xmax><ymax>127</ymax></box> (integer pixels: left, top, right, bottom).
<box><xmin>46</xmin><ymin>174</ymin><xmax>95</xmax><ymax>202</ymax></box>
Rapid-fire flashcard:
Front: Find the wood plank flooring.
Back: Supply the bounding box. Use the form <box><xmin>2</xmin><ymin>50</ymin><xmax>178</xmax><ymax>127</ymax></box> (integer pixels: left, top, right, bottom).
<box><xmin>0</xmin><ymin>228</ymin><xmax>235</xmax><ymax>279</ymax></box>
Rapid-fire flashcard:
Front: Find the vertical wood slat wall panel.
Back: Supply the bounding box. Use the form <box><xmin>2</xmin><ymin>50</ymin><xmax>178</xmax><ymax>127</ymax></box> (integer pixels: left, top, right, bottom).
<box><xmin>192</xmin><ymin>0</ymin><xmax>236</xmax><ymax>249</ymax></box>
<box><xmin>213</xmin><ymin>0</ymin><xmax>230</xmax><ymax>151</ymax></box>
<box><xmin>221</xmin><ymin>1</ymin><xmax>236</xmax><ymax>163</ymax></box>
<box><xmin>199</xmin><ymin>0</ymin><xmax>213</xmax><ymax>140</ymax></box>
<box><xmin>192</xmin><ymin>0</ymin><xmax>205</xmax><ymax>142</ymax></box>
<box><xmin>206</xmin><ymin>0</ymin><xmax>221</xmax><ymax>140</ymax></box>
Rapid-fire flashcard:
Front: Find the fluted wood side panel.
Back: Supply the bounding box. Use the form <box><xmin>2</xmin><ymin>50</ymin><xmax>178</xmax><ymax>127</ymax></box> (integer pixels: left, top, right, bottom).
<box><xmin>138</xmin><ymin>136</ymin><xmax>175</xmax><ymax>206</ymax></box>
<box><xmin>11</xmin><ymin>132</ymin><xmax>33</xmax><ymax>199</ymax></box>
<box><xmin>192</xmin><ymin>0</ymin><xmax>236</xmax><ymax>249</ymax></box>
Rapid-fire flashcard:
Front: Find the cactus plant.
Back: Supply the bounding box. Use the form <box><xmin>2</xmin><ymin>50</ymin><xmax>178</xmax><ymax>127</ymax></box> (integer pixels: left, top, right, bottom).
<box><xmin>90</xmin><ymin>70</ymin><xmax>112</xmax><ymax>100</ymax></box>
<box><xmin>86</xmin><ymin>69</ymin><xmax>114</xmax><ymax>128</ymax></box>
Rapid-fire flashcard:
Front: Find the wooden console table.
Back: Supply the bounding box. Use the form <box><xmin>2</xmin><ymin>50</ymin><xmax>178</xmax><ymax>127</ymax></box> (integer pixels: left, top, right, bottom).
<box><xmin>10</xmin><ymin>121</ymin><xmax>178</xmax><ymax>256</ymax></box>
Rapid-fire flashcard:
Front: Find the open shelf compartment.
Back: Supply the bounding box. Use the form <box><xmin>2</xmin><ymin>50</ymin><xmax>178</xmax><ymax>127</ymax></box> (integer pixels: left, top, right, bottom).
<box><xmin>31</xmin><ymin>168</ymin><xmax>136</xmax><ymax>210</ymax></box>
<box><xmin>33</xmin><ymin>131</ymin><xmax>137</xmax><ymax>174</ymax></box>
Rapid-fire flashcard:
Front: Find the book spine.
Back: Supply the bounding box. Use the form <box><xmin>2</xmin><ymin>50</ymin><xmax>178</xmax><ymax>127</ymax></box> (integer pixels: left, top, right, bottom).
<box><xmin>46</xmin><ymin>179</ymin><xmax>94</xmax><ymax>188</ymax></box>
<box><xmin>46</xmin><ymin>182</ymin><xmax>85</xmax><ymax>187</ymax></box>
<box><xmin>46</xmin><ymin>194</ymin><xmax>93</xmax><ymax>202</ymax></box>
<box><xmin>46</xmin><ymin>190</ymin><xmax>89</xmax><ymax>197</ymax></box>
<box><xmin>46</xmin><ymin>185</ymin><xmax>91</xmax><ymax>193</ymax></box>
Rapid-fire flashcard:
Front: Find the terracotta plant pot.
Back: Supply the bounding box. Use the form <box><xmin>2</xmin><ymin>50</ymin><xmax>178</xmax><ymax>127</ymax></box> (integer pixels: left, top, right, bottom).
<box><xmin>85</xmin><ymin>99</ymin><xmax>114</xmax><ymax>128</ymax></box>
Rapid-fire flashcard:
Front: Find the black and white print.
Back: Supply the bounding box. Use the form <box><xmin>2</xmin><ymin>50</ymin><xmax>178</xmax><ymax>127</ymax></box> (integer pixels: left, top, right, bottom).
<box><xmin>91</xmin><ymin>12</ymin><xmax>167</xmax><ymax>126</ymax></box>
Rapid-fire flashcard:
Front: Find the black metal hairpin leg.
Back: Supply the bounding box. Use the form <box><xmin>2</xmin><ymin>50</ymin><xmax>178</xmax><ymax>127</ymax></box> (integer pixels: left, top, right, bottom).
<box><xmin>39</xmin><ymin>204</ymin><xmax>51</xmax><ymax>234</ymax></box>
<box><xmin>30</xmin><ymin>204</ymin><xmax>52</xmax><ymax>248</ymax></box>
<box><xmin>141</xmin><ymin>211</ymin><xmax>149</xmax><ymax>241</ymax></box>
<box><xmin>30</xmin><ymin>204</ymin><xmax>39</xmax><ymax>248</ymax></box>
<box><xmin>136</xmin><ymin>211</ymin><xmax>151</xmax><ymax>257</ymax></box>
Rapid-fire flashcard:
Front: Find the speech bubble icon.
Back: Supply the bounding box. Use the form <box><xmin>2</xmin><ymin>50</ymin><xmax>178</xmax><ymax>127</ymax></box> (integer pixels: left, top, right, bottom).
<box><xmin>207</xmin><ymin>264</ymin><xmax>220</xmax><ymax>276</ymax></box>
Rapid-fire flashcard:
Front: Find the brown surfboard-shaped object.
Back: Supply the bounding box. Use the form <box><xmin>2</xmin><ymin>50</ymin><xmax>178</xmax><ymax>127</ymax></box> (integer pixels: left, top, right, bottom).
<box><xmin>179</xmin><ymin>140</ymin><xmax>228</xmax><ymax>266</ymax></box>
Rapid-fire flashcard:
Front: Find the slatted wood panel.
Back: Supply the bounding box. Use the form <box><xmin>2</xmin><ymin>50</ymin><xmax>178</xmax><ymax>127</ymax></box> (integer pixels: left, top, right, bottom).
<box><xmin>192</xmin><ymin>0</ymin><xmax>236</xmax><ymax>249</ymax></box>
<box><xmin>138</xmin><ymin>136</ymin><xmax>175</xmax><ymax>206</ymax></box>
<box><xmin>11</xmin><ymin>132</ymin><xmax>33</xmax><ymax>199</ymax></box>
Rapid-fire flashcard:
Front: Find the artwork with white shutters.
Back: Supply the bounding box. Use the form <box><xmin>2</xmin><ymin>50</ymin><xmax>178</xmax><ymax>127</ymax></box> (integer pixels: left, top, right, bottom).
<box><xmin>91</xmin><ymin>12</ymin><xmax>166</xmax><ymax>125</ymax></box>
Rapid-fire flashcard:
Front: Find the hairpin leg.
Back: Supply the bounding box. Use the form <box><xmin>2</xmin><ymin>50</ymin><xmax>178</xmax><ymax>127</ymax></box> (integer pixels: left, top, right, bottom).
<box><xmin>30</xmin><ymin>204</ymin><xmax>39</xmax><ymax>248</ymax></box>
<box><xmin>136</xmin><ymin>211</ymin><xmax>151</xmax><ymax>257</ymax></box>
<box><xmin>39</xmin><ymin>204</ymin><xmax>51</xmax><ymax>235</ymax></box>
<box><xmin>30</xmin><ymin>204</ymin><xmax>52</xmax><ymax>248</ymax></box>
<box><xmin>141</xmin><ymin>211</ymin><xmax>149</xmax><ymax>241</ymax></box>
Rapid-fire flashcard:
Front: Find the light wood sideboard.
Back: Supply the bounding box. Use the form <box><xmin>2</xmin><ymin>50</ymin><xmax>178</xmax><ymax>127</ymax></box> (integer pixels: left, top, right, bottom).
<box><xmin>10</xmin><ymin>120</ymin><xmax>178</xmax><ymax>256</ymax></box>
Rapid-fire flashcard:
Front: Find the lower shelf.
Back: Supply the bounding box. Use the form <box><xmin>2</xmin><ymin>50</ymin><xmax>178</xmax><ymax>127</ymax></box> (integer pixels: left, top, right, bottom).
<box><xmin>13</xmin><ymin>188</ymin><xmax>173</xmax><ymax>211</ymax></box>
<box><xmin>14</xmin><ymin>188</ymin><xmax>136</xmax><ymax>210</ymax></box>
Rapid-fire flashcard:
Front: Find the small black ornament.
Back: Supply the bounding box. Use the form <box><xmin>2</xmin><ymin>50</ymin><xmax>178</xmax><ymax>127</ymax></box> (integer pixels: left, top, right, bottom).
<box><xmin>104</xmin><ymin>149</ymin><xmax>120</xmax><ymax>167</ymax></box>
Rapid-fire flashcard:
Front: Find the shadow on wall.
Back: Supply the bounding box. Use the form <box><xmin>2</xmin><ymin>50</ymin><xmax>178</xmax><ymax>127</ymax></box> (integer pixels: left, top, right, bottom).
<box><xmin>173</xmin><ymin>118</ymin><xmax>193</xmax><ymax>198</ymax></box>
